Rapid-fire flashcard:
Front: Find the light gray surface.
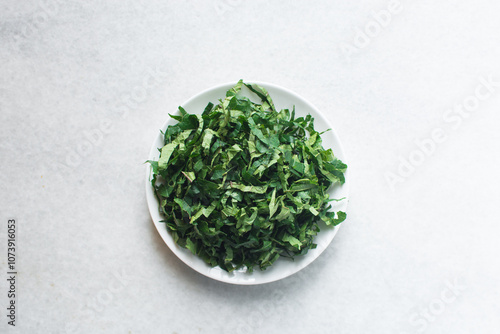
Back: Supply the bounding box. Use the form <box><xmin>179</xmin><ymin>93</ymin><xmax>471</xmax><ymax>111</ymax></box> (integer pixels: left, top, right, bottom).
<box><xmin>1</xmin><ymin>1</ymin><xmax>500</xmax><ymax>333</ymax></box>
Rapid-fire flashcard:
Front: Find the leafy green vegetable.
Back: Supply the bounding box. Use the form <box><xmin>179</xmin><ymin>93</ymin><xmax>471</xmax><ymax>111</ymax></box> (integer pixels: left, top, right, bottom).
<box><xmin>149</xmin><ymin>80</ymin><xmax>347</xmax><ymax>272</ymax></box>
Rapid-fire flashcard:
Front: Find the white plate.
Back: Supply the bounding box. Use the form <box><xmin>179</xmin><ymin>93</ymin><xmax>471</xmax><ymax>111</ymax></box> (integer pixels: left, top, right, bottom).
<box><xmin>146</xmin><ymin>81</ymin><xmax>349</xmax><ymax>285</ymax></box>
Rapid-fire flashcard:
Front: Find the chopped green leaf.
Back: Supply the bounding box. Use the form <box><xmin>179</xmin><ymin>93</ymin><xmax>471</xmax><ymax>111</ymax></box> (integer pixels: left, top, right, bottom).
<box><xmin>148</xmin><ymin>80</ymin><xmax>347</xmax><ymax>272</ymax></box>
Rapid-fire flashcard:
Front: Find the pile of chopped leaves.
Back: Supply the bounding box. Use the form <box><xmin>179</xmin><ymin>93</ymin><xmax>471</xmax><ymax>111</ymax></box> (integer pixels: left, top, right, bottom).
<box><xmin>148</xmin><ymin>80</ymin><xmax>347</xmax><ymax>272</ymax></box>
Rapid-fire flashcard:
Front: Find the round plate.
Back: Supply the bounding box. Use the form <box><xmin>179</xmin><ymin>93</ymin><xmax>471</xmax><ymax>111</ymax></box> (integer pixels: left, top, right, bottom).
<box><xmin>146</xmin><ymin>81</ymin><xmax>349</xmax><ymax>285</ymax></box>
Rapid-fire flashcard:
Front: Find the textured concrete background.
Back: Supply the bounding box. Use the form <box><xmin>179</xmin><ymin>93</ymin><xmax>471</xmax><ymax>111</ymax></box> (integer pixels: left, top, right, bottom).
<box><xmin>1</xmin><ymin>1</ymin><xmax>499</xmax><ymax>333</ymax></box>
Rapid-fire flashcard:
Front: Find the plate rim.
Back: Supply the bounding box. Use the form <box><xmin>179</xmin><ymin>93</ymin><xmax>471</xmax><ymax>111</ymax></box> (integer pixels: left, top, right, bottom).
<box><xmin>146</xmin><ymin>80</ymin><xmax>350</xmax><ymax>285</ymax></box>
